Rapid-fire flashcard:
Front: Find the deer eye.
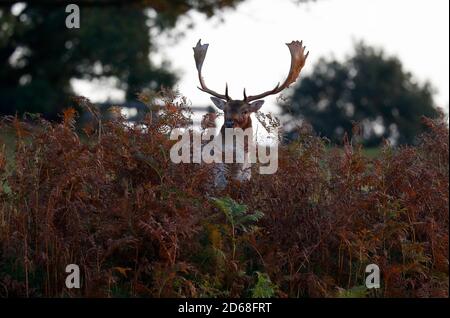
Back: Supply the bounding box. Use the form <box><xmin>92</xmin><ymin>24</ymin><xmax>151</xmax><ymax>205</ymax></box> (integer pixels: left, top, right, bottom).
<box><xmin>241</xmin><ymin>110</ymin><xmax>249</xmax><ymax>115</ymax></box>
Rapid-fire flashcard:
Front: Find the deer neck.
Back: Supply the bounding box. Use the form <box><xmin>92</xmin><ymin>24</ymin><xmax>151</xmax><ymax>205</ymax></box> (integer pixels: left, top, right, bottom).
<box><xmin>219</xmin><ymin>117</ymin><xmax>252</xmax><ymax>159</ymax></box>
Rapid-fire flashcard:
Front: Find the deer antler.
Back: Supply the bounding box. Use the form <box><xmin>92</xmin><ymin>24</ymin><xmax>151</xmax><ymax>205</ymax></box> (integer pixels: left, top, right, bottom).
<box><xmin>244</xmin><ymin>40</ymin><xmax>309</xmax><ymax>102</ymax></box>
<box><xmin>193</xmin><ymin>39</ymin><xmax>230</xmax><ymax>101</ymax></box>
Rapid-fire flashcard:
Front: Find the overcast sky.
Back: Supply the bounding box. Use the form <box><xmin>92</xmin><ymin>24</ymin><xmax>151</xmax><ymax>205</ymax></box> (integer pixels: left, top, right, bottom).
<box><xmin>74</xmin><ymin>0</ymin><xmax>449</xmax><ymax>118</ymax></box>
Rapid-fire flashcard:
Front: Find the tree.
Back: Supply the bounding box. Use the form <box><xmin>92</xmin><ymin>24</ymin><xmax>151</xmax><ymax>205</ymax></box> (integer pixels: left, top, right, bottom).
<box><xmin>0</xmin><ymin>1</ymin><xmax>245</xmax><ymax>118</ymax></box>
<box><xmin>284</xmin><ymin>42</ymin><xmax>439</xmax><ymax>146</ymax></box>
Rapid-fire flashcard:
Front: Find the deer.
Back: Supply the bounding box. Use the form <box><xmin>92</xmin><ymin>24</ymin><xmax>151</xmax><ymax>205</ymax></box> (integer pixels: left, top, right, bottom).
<box><xmin>193</xmin><ymin>39</ymin><xmax>309</xmax><ymax>188</ymax></box>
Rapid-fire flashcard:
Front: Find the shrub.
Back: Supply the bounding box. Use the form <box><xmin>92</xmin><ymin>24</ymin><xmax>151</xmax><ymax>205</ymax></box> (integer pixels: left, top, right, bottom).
<box><xmin>0</xmin><ymin>92</ymin><xmax>448</xmax><ymax>297</ymax></box>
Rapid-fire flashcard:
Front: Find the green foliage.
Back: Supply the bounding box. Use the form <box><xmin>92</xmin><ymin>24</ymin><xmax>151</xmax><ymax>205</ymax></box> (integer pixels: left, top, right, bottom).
<box><xmin>336</xmin><ymin>285</ymin><xmax>368</xmax><ymax>298</ymax></box>
<box><xmin>211</xmin><ymin>197</ymin><xmax>264</xmax><ymax>233</ymax></box>
<box><xmin>285</xmin><ymin>42</ymin><xmax>439</xmax><ymax>146</ymax></box>
<box><xmin>0</xmin><ymin>4</ymin><xmax>175</xmax><ymax>118</ymax></box>
<box><xmin>211</xmin><ymin>196</ymin><xmax>263</xmax><ymax>266</ymax></box>
<box><xmin>0</xmin><ymin>1</ymin><xmax>247</xmax><ymax>118</ymax></box>
<box><xmin>251</xmin><ymin>272</ymin><xmax>277</xmax><ymax>298</ymax></box>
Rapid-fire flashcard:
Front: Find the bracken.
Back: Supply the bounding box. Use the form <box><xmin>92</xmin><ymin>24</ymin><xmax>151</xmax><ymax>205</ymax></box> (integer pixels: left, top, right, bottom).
<box><xmin>0</xmin><ymin>92</ymin><xmax>448</xmax><ymax>298</ymax></box>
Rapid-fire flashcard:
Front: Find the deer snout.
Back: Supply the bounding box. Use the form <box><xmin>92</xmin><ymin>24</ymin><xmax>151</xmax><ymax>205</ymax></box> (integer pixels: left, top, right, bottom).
<box><xmin>224</xmin><ymin>119</ymin><xmax>234</xmax><ymax>128</ymax></box>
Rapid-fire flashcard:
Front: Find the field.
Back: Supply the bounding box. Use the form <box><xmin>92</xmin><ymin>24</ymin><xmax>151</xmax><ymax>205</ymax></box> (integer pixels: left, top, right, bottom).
<box><xmin>0</xmin><ymin>95</ymin><xmax>448</xmax><ymax>298</ymax></box>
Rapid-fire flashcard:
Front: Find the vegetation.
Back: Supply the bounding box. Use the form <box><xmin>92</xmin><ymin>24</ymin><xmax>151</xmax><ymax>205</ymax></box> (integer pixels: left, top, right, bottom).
<box><xmin>0</xmin><ymin>0</ymin><xmax>323</xmax><ymax>119</ymax></box>
<box><xmin>285</xmin><ymin>42</ymin><xmax>439</xmax><ymax>146</ymax></box>
<box><xmin>0</xmin><ymin>0</ymin><xmax>246</xmax><ymax>118</ymax></box>
<box><xmin>0</xmin><ymin>92</ymin><xmax>447</xmax><ymax>297</ymax></box>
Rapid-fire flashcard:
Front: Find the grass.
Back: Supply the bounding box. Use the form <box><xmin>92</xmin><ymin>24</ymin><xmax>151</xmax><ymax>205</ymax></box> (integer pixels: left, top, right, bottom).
<box><xmin>1</xmin><ymin>128</ymin><xmax>384</xmax><ymax>167</ymax></box>
<box><xmin>361</xmin><ymin>147</ymin><xmax>381</xmax><ymax>158</ymax></box>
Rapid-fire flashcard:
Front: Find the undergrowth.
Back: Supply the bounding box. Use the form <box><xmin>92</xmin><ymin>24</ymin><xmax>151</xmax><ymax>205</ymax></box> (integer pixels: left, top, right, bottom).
<box><xmin>0</xmin><ymin>92</ymin><xmax>448</xmax><ymax>298</ymax></box>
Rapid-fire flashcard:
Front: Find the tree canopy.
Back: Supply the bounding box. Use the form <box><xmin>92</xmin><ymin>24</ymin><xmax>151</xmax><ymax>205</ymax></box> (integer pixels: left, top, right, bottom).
<box><xmin>0</xmin><ymin>0</ymin><xmax>245</xmax><ymax>118</ymax></box>
<box><xmin>284</xmin><ymin>42</ymin><xmax>439</xmax><ymax>146</ymax></box>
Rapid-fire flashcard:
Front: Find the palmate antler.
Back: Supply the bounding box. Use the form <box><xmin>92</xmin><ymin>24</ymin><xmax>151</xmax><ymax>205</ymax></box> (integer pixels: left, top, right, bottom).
<box><xmin>193</xmin><ymin>40</ymin><xmax>230</xmax><ymax>101</ymax></box>
<box><xmin>193</xmin><ymin>39</ymin><xmax>309</xmax><ymax>102</ymax></box>
<box><xmin>244</xmin><ymin>40</ymin><xmax>309</xmax><ymax>102</ymax></box>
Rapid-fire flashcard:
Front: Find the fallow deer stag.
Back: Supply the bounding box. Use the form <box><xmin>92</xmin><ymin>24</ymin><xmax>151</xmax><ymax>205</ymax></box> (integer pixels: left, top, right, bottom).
<box><xmin>193</xmin><ymin>39</ymin><xmax>309</xmax><ymax>188</ymax></box>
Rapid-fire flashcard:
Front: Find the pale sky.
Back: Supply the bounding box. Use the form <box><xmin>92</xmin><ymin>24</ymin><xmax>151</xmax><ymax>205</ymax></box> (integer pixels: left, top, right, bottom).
<box><xmin>74</xmin><ymin>0</ymin><xmax>449</xmax><ymax>120</ymax></box>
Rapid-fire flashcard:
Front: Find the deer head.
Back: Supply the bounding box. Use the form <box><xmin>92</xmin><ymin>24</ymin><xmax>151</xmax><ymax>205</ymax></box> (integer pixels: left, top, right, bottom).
<box><xmin>193</xmin><ymin>39</ymin><xmax>309</xmax><ymax>129</ymax></box>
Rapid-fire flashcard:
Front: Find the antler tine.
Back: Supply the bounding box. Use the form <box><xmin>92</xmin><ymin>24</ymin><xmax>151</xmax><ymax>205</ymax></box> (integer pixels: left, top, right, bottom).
<box><xmin>193</xmin><ymin>39</ymin><xmax>230</xmax><ymax>101</ymax></box>
<box><xmin>245</xmin><ymin>40</ymin><xmax>309</xmax><ymax>102</ymax></box>
<box><xmin>225</xmin><ymin>83</ymin><xmax>230</xmax><ymax>100</ymax></box>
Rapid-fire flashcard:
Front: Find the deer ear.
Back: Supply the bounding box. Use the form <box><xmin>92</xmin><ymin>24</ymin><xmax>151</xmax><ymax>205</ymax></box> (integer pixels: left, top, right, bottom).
<box><xmin>210</xmin><ymin>97</ymin><xmax>226</xmax><ymax>110</ymax></box>
<box><xmin>249</xmin><ymin>100</ymin><xmax>265</xmax><ymax>112</ymax></box>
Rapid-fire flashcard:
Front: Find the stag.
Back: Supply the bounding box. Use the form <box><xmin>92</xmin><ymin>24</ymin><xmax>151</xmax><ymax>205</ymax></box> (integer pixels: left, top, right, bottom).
<box><xmin>193</xmin><ymin>39</ymin><xmax>309</xmax><ymax>187</ymax></box>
